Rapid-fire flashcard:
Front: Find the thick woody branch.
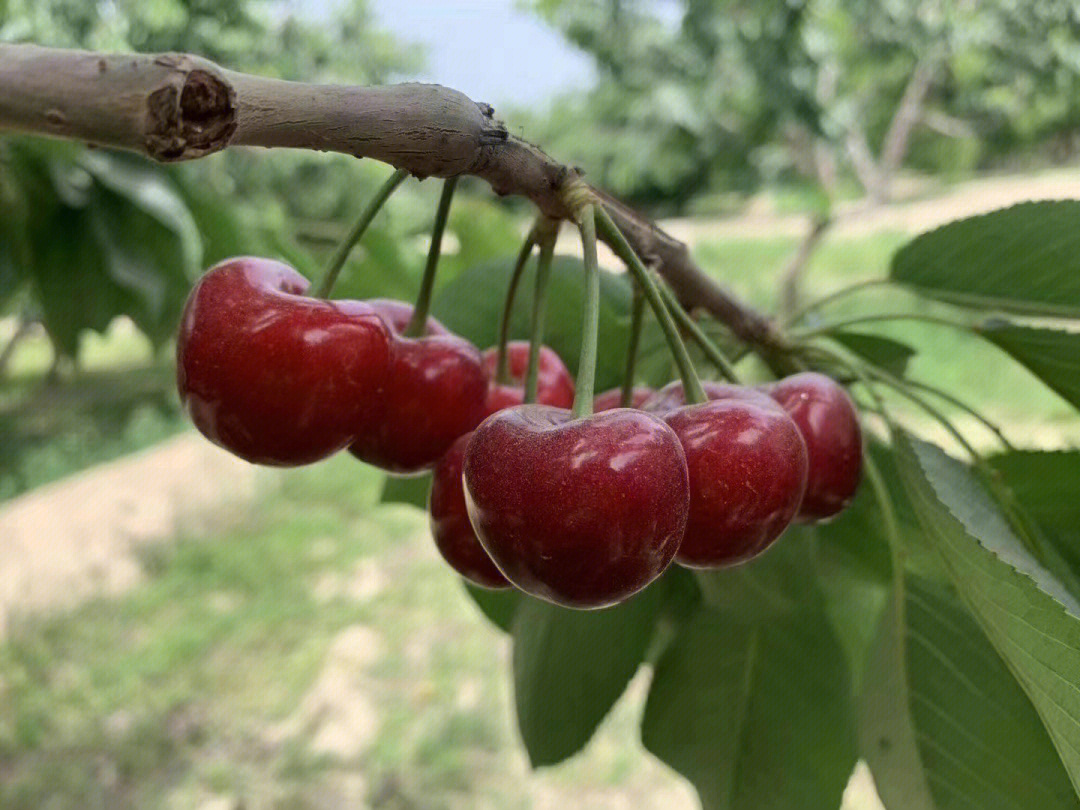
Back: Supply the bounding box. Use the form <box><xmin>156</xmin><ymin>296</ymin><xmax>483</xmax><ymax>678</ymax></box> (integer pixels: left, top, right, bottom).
<box><xmin>0</xmin><ymin>43</ymin><xmax>779</xmax><ymax>348</ymax></box>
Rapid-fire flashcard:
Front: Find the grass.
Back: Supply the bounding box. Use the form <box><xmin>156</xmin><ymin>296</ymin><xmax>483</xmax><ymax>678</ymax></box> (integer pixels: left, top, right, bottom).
<box><xmin>0</xmin><ymin>319</ymin><xmax>186</xmax><ymax>501</ymax></box>
<box><xmin>0</xmin><ymin>455</ymin><xmax>690</xmax><ymax>809</ymax></box>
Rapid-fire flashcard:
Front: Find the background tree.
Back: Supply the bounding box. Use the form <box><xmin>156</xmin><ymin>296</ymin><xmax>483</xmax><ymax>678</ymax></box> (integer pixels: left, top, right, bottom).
<box><xmin>530</xmin><ymin>0</ymin><xmax>1080</xmax><ymax>210</ymax></box>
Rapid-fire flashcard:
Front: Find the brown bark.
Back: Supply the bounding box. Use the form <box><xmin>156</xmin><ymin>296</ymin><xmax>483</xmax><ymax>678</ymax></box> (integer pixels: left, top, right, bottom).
<box><xmin>0</xmin><ymin>44</ymin><xmax>780</xmax><ymax>348</ymax></box>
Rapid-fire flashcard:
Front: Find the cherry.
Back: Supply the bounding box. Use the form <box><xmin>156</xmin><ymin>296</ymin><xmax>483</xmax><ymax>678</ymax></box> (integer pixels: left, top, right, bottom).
<box><xmin>765</xmin><ymin>372</ymin><xmax>862</xmax><ymax>521</ymax></box>
<box><xmin>348</xmin><ymin>301</ymin><xmax>488</xmax><ymax>474</ymax></box>
<box><xmin>177</xmin><ymin>257</ymin><xmax>393</xmax><ymax>466</ymax></box>
<box><xmin>663</xmin><ymin>399</ymin><xmax>808</xmax><ymax>568</ymax></box>
<box><xmin>480</xmin><ymin>341</ymin><xmax>575</xmax><ymax>416</ymax></box>
<box><xmin>429</xmin><ymin>432</ymin><xmax>511</xmax><ymax>590</ymax></box>
<box><xmin>463</xmin><ymin>405</ymin><xmax>689</xmax><ymax>608</ymax></box>
<box><xmin>593</xmin><ymin>386</ymin><xmax>655</xmax><ymax>412</ymax></box>
<box><xmin>366</xmin><ymin>298</ymin><xmax>450</xmax><ymax>337</ymax></box>
<box><xmin>643</xmin><ymin>380</ymin><xmax>779</xmax><ymax>414</ymax></box>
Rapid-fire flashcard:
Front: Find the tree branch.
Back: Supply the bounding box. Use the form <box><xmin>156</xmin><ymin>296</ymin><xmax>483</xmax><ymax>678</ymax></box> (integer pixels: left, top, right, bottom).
<box><xmin>0</xmin><ymin>43</ymin><xmax>780</xmax><ymax>348</ymax></box>
<box><xmin>878</xmin><ymin>58</ymin><xmax>938</xmax><ymax>188</ymax></box>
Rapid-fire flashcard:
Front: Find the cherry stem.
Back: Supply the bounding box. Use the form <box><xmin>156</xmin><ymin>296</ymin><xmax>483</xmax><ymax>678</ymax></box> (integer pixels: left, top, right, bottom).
<box><xmin>573</xmin><ymin>204</ymin><xmax>601</xmax><ymax>419</ymax></box>
<box><xmin>791</xmin><ymin>311</ymin><xmax>973</xmax><ymax>339</ymax></box>
<box><xmin>524</xmin><ymin>224</ymin><xmax>558</xmax><ymax>403</ymax></box>
<box><xmin>594</xmin><ymin>206</ymin><xmax>707</xmax><ymax>405</ymax></box>
<box><xmin>496</xmin><ymin>225</ymin><xmax>540</xmax><ymax>384</ymax></box>
<box><xmin>315</xmin><ymin>168</ymin><xmax>409</xmax><ymax>298</ymax></box>
<box><xmin>655</xmin><ymin>277</ymin><xmax>740</xmax><ymax>382</ymax></box>
<box><xmin>621</xmin><ymin>281</ymin><xmax>645</xmax><ymax>407</ymax></box>
<box><xmin>864</xmin><ymin>366</ymin><xmax>1014</xmax><ymax>451</ymax></box>
<box><xmin>405</xmin><ymin>176</ymin><xmax>459</xmax><ymax>337</ymax></box>
<box><xmin>862</xmin><ymin>449</ymin><xmax>907</xmax><ymax>629</ymax></box>
<box><xmin>783</xmin><ymin>278</ymin><xmax>892</xmax><ymax>326</ymax></box>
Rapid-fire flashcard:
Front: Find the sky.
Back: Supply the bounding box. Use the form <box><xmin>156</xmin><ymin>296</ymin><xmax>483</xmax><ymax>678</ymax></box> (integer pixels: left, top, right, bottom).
<box><xmin>367</xmin><ymin>0</ymin><xmax>595</xmax><ymax>107</ymax></box>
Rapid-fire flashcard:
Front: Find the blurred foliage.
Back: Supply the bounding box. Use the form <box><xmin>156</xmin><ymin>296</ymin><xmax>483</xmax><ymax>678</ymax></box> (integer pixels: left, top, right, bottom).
<box><xmin>0</xmin><ymin>0</ymin><xmax>524</xmax><ymax>368</ymax></box>
<box><xmin>526</xmin><ymin>0</ymin><xmax>1080</xmax><ymax>211</ymax></box>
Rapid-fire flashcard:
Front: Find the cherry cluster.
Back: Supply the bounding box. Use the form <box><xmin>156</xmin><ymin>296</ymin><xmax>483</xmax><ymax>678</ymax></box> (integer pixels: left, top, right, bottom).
<box><xmin>177</xmin><ymin>256</ymin><xmax>862</xmax><ymax>611</ymax></box>
<box><xmin>176</xmin><ymin>257</ymin><xmax>572</xmax><ymax>472</ymax></box>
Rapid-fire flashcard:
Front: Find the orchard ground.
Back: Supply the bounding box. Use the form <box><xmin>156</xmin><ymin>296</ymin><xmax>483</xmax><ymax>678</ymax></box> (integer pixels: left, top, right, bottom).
<box><xmin>2</xmin><ymin>168</ymin><xmax>1078</xmax><ymax>808</ymax></box>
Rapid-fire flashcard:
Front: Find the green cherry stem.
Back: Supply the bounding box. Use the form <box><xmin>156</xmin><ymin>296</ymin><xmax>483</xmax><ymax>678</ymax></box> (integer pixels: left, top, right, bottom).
<box><xmin>495</xmin><ymin>225</ymin><xmax>540</xmax><ymax>383</ymax></box>
<box><xmin>404</xmin><ymin>176</ymin><xmax>459</xmax><ymax>338</ymax></box>
<box><xmin>621</xmin><ymin>280</ymin><xmax>645</xmax><ymax>407</ymax></box>
<box><xmin>864</xmin><ymin>366</ymin><xmax>1014</xmax><ymax>451</ymax></box>
<box><xmin>791</xmin><ymin>311</ymin><xmax>974</xmax><ymax>339</ymax></box>
<box><xmin>524</xmin><ymin>223</ymin><xmax>559</xmax><ymax>404</ymax></box>
<box><xmin>573</xmin><ymin>204</ymin><xmax>601</xmax><ymax>419</ymax></box>
<box><xmin>783</xmin><ymin>278</ymin><xmax>892</xmax><ymax>326</ymax></box>
<box><xmin>315</xmin><ymin>167</ymin><xmax>409</xmax><ymax>298</ymax></box>
<box><xmin>655</xmin><ymin>277</ymin><xmax>740</xmax><ymax>382</ymax></box>
<box><xmin>594</xmin><ymin>206</ymin><xmax>706</xmax><ymax>405</ymax></box>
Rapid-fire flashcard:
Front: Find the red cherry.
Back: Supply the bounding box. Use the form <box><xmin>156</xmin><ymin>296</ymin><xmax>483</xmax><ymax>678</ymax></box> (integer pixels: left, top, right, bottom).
<box><xmin>348</xmin><ymin>306</ymin><xmax>489</xmax><ymax>473</ymax></box>
<box><xmin>766</xmin><ymin>372</ymin><xmax>862</xmax><ymax>521</ymax></box>
<box><xmin>643</xmin><ymin>380</ymin><xmax>779</xmax><ymax>414</ymax></box>
<box><xmin>593</xmin><ymin>387</ymin><xmax>655</xmax><ymax>412</ymax></box>
<box><xmin>177</xmin><ymin>257</ymin><xmax>392</xmax><ymax>466</ymax></box>
<box><xmin>480</xmin><ymin>341</ymin><xmax>575</xmax><ymax>416</ymax></box>
<box><xmin>429</xmin><ymin>432</ymin><xmax>512</xmax><ymax>590</ymax></box>
<box><xmin>463</xmin><ymin>405</ymin><xmax>689</xmax><ymax>608</ymax></box>
<box><xmin>664</xmin><ymin>399</ymin><xmax>808</xmax><ymax>568</ymax></box>
<box><xmin>366</xmin><ymin>298</ymin><xmax>451</xmax><ymax>337</ymax></box>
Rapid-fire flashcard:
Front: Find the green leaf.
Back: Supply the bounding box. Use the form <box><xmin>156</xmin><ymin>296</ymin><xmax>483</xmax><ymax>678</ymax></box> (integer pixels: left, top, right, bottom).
<box><xmin>80</xmin><ymin>151</ymin><xmax>202</xmax><ymax>275</ymax></box>
<box><xmin>806</xmin><ymin>449</ymin><xmax>897</xmax><ymax>692</ymax></box>
<box><xmin>89</xmin><ymin>188</ymin><xmax>196</xmax><ymax>346</ymax></box>
<box><xmin>991</xmin><ymin>450</ymin><xmax>1080</xmax><ymax>579</ymax></box>
<box><xmin>378</xmin><ymin>472</ymin><xmax>431</xmax><ymax>509</ymax></box>
<box><xmin>895</xmin><ymin>433</ymin><xmax>1080</xmax><ymax>792</ymax></box>
<box><xmin>512</xmin><ymin>582</ymin><xmax>664</xmax><ymax>766</ymax></box>
<box><xmin>831</xmin><ymin>331</ymin><xmax>916</xmax><ymax>377</ymax></box>
<box><xmin>979</xmin><ymin>321</ymin><xmax>1080</xmax><ymax>413</ymax></box>
<box><xmin>463</xmin><ymin>583</ymin><xmax>522</xmax><ymax>634</ymax></box>
<box><xmin>29</xmin><ymin>206</ymin><xmax>130</xmax><ymax>356</ymax></box>
<box><xmin>642</xmin><ymin>596</ymin><xmax>856</xmax><ymax>810</ymax></box>
<box><xmin>891</xmin><ymin>201</ymin><xmax>1080</xmax><ymax>317</ymax></box>
<box><xmin>860</xmin><ymin>576</ymin><xmax>1080</xmax><ymax>810</ymax></box>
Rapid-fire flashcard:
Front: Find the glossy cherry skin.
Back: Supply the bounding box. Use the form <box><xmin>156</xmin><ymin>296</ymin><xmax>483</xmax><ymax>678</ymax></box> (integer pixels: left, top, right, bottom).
<box><xmin>349</xmin><ymin>332</ymin><xmax>489</xmax><ymax>474</ymax></box>
<box><xmin>664</xmin><ymin>399</ymin><xmax>808</xmax><ymax>568</ymax></box>
<box><xmin>463</xmin><ymin>405</ymin><xmax>689</xmax><ymax>608</ymax></box>
<box><xmin>766</xmin><ymin>373</ymin><xmax>862</xmax><ymax>521</ymax></box>
<box><xmin>177</xmin><ymin>257</ymin><xmax>393</xmax><ymax>466</ymax></box>
<box><xmin>480</xmin><ymin>342</ymin><xmax>575</xmax><ymax>416</ymax></box>
<box><xmin>593</xmin><ymin>387</ymin><xmax>655</xmax><ymax>412</ymax></box>
<box><xmin>643</xmin><ymin>380</ymin><xmax>779</xmax><ymax>414</ymax></box>
<box><xmin>366</xmin><ymin>298</ymin><xmax>450</xmax><ymax>337</ymax></box>
<box><xmin>429</xmin><ymin>432</ymin><xmax>512</xmax><ymax>589</ymax></box>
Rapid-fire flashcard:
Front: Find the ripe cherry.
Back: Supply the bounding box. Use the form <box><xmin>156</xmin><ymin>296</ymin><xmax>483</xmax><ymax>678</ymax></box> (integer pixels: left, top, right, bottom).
<box><xmin>766</xmin><ymin>372</ymin><xmax>862</xmax><ymax>521</ymax></box>
<box><xmin>463</xmin><ymin>405</ymin><xmax>689</xmax><ymax>608</ymax></box>
<box><xmin>593</xmin><ymin>387</ymin><xmax>655</xmax><ymax>412</ymax></box>
<box><xmin>480</xmin><ymin>341</ymin><xmax>575</xmax><ymax>416</ymax></box>
<box><xmin>429</xmin><ymin>432</ymin><xmax>511</xmax><ymax>590</ymax></box>
<box><xmin>177</xmin><ymin>257</ymin><xmax>392</xmax><ymax>466</ymax></box>
<box><xmin>663</xmin><ymin>398</ymin><xmax>808</xmax><ymax>568</ymax></box>
<box><xmin>349</xmin><ymin>302</ymin><xmax>488</xmax><ymax>474</ymax></box>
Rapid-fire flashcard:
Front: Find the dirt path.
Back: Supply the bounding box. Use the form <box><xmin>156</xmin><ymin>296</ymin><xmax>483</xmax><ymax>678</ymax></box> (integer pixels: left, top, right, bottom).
<box><xmin>0</xmin><ymin>432</ymin><xmax>256</xmax><ymax>637</ymax></box>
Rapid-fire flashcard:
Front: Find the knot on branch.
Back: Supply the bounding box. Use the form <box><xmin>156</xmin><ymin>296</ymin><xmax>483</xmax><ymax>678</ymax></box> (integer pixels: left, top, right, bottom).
<box><xmin>146</xmin><ymin>56</ymin><xmax>236</xmax><ymax>161</ymax></box>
